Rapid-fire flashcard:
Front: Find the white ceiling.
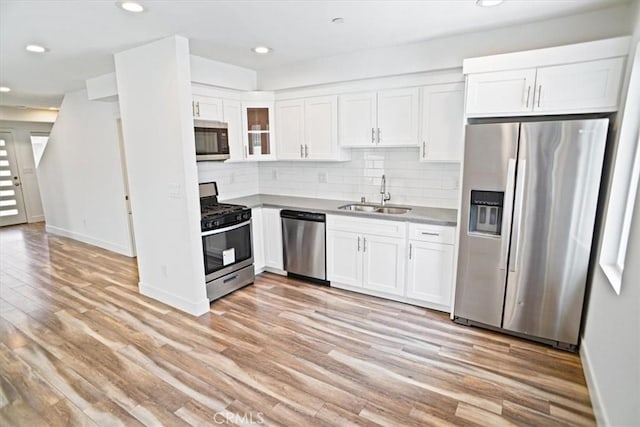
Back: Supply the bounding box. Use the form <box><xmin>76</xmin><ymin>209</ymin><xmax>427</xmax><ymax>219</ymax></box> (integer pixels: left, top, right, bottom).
<box><xmin>0</xmin><ymin>0</ymin><xmax>630</xmax><ymax>109</ymax></box>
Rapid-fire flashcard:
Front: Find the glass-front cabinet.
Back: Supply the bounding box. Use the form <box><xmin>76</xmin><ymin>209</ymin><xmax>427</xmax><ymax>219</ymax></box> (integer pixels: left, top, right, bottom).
<box><xmin>242</xmin><ymin>102</ymin><xmax>276</xmax><ymax>160</ymax></box>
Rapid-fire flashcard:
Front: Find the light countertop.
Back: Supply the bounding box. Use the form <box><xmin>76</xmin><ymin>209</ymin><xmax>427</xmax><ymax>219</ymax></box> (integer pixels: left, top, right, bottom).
<box><xmin>222</xmin><ymin>194</ymin><xmax>457</xmax><ymax>226</ymax></box>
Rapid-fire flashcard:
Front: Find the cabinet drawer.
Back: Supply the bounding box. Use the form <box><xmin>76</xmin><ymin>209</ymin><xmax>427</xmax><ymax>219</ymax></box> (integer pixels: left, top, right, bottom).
<box><xmin>327</xmin><ymin>214</ymin><xmax>406</xmax><ymax>238</ymax></box>
<box><xmin>409</xmin><ymin>223</ymin><xmax>455</xmax><ymax>244</ymax></box>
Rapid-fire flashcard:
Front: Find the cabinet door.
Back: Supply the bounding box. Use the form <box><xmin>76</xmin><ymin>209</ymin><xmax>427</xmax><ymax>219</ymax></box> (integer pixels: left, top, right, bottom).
<box><xmin>465</xmin><ymin>69</ymin><xmax>536</xmax><ymax>117</ymax></box>
<box><xmin>376</xmin><ymin>87</ymin><xmax>420</xmax><ymax>146</ymax></box>
<box><xmin>251</xmin><ymin>208</ymin><xmax>265</xmax><ymax>271</ymax></box>
<box><xmin>276</xmin><ymin>100</ymin><xmax>305</xmax><ymax>160</ymax></box>
<box><xmin>327</xmin><ymin>230</ymin><xmax>362</xmax><ymax>287</ymax></box>
<box><xmin>223</xmin><ymin>100</ymin><xmax>245</xmax><ymax>161</ymax></box>
<box><xmin>193</xmin><ymin>95</ymin><xmax>223</xmax><ymax>121</ymax></box>
<box><xmin>533</xmin><ymin>57</ymin><xmax>624</xmax><ymax>114</ymax></box>
<box><xmin>362</xmin><ymin>234</ymin><xmax>405</xmax><ymax>296</ymax></box>
<box><xmin>305</xmin><ymin>96</ymin><xmax>338</xmax><ymax>159</ymax></box>
<box><xmin>338</xmin><ymin>92</ymin><xmax>377</xmax><ymax>147</ymax></box>
<box><xmin>420</xmin><ymin>83</ymin><xmax>465</xmax><ymax>162</ymax></box>
<box><xmin>406</xmin><ymin>241</ymin><xmax>454</xmax><ymax>309</ymax></box>
<box><xmin>262</xmin><ymin>208</ymin><xmax>283</xmax><ymax>270</ymax></box>
<box><xmin>243</xmin><ymin>103</ymin><xmax>276</xmax><ymax>160</ymax></box>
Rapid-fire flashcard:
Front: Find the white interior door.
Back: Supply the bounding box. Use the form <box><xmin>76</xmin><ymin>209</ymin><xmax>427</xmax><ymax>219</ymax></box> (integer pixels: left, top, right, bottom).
<box><xmin>116</xmin><ymin>121</ymin><xmax>136</xmax><ymax>256</ymax></box>
<box><xmin>0</xmin><ymin>132</ymin><xmax>28</xmax><ymax>227</ymax></box>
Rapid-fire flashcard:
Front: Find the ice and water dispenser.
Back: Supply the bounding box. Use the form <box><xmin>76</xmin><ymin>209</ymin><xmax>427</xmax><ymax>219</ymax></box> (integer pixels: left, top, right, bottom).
<box><xmin>469</xmin><ymin>190</ymin><xmax>504</xmax><ymax>236</ymax></box>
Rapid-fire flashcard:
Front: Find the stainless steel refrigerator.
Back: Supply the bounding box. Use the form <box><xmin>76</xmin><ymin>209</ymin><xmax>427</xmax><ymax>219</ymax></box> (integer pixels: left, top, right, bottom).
<box><xmin>454</xmin><ymin>118</ymin><xmax>608</xmax><ymax>351</ymax></box>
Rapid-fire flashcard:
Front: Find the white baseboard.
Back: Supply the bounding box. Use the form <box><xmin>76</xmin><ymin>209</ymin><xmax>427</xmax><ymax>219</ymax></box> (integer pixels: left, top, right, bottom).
<box><xmin>264</xmin><ymin>267</ymin><xmax>287</xmax><ymax>276</ymax></box>
<box><xmin>139</xmin><ymin>281</ymin><xmax>210</xmax><ymax>317</ymax></box>
<box><xmin>28</xmin><ymin>215</ymin><xmax>45</xmax><ymax>223</ymax></box>
<box><xmin>580</xmin><ymin>337</ymin><xmax>608</xmax><ymax>426</ymax></box>
<box><xmin>45</xmin><ymin>224</ymin><xmax>135</xmax><ymax>257</ymax></box>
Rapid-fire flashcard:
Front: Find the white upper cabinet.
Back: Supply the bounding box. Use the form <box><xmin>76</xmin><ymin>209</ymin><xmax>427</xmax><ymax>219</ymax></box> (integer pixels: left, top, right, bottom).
<box><xmin>223</xmin><ymin>99</ymin><xmax>245</xmax><ymax>161</ymax></box>
<box><xmin>339</xmin><ymin>88</ymin><xmax>419</xmax><ymax>147</ymax></box>
<box><xmin>465</xmin><ymin>69</ymin><xmax>537</xmax><ymax>117</ymax></box>
<box><xmin>242</xmin><ymin>102</ymin><xmax>276</xmax><ymax>160</ymax></box>
<box><xmin>376</xmin><ymin>88</ymin><xmax>420</xmax><ymax>147</ymax></box>
<box><xmin>420</xmin><ymin>83</ymin><xmax>465</xmax><ymax>162</ymax></box>
<box><xmin>533</xmin><ymin>57</ymin><xmax>625</xmax><ymax>114</ymax></box>
<box><xmin>338</xmin><ymin>92</ymin><xmax>377</xmax><ymax>147</ymax></box>
<box><xmin>463</xmin><ymin>38</ymin><xmax>629</xmax><ymax>117</ymax></box>
<box><xmin>192</xmin><ymin>95</ymin><xmax>224</xmax><ymax>121</ymax></box>
<box><xmin>305</xmin><ymin>96</ymin><xmax>339</xmax><ymax>160</ymax></box>
<box><xmin>275</xmin><ymin>99</ymin><xmax>305</xmax><ymax>160</ymax></box>
<box><xmin>275</xmin><ymin>95</ymin><xmax>346</xmax><ymax>161</ymax></box>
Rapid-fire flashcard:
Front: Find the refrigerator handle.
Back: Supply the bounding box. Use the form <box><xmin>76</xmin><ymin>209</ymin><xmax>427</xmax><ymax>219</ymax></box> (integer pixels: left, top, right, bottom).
<box><xmin>509</xmin><ymin>160</ymin><xmax>526</xmax><ymax>273</ymax></box>
<box><xmin>499</xmin><ymin>159</ymin><xmax>517</xmax><ymax>270</ymax></box>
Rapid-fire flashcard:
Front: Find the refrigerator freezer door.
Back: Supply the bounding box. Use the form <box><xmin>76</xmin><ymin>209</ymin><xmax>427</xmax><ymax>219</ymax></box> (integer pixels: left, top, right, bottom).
<box><xmin>503</xmin><ymin>119</ymin><xmax>608</xmax><ymax>345</ymax></box>
<box><xmin>455</xmin><ymin>123</ymin><xmax>519</xmax><ymax>327</ymax></box>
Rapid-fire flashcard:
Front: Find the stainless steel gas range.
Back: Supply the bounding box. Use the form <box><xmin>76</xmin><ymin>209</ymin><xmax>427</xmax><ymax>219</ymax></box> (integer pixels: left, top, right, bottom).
<box><xmin>199</xmin><ymin>182</ymin><xmax>254</xmax><ymax>301</ymax></box>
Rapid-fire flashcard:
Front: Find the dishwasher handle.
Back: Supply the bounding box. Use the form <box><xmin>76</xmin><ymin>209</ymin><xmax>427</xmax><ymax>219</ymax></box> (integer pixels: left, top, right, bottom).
<box><xmin>280</xmin><ymin>210</ymin><xmax>326</xmax><ymax>222</ymax></box>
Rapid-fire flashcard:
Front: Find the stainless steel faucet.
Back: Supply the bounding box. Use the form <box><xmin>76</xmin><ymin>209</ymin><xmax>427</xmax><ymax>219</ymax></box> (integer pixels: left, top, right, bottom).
<box><xmin>380</xmin><ymin>174</ymin><xmax>391</xmax><ymax>206</ymax></box>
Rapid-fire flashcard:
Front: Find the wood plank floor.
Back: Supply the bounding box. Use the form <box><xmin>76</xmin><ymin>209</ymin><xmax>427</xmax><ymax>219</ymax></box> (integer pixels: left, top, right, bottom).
<box><xmin>0</xmin><ymin>223</ymin><xmax>595</xmax><ymax>426</ymax></box>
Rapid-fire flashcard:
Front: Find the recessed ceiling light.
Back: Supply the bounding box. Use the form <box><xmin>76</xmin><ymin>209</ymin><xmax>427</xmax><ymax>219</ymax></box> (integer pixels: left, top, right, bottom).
<box><xmin>476</xmin><ymin>0</ymin><xmax>504</xmax><ymax>6</ymax></box>
<box><xmin>253</xmin><ymin>46</ymin><xmax>271</xmax><ymax>54</ymax></box>
<box><xmin>0</xmin><ymin>87</ymin><xmax>10</xmax><ymax>93</ymax></box>
<box><xmin>25</xmin><ymin>44</ymin><xmax>47</xmax><ymax>53</ymax></box>
<box><xmin>118</xmin><ymin>1</ymin><xmax>144</xmax><ymax>12</ymax></box>
<box><xmin>332</xmin><ymin>17</ymin><xmax>345</xmax><ymax>24</ymax></box>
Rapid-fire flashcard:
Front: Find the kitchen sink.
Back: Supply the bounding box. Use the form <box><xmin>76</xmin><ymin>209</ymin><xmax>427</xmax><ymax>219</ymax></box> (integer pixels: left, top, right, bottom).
<box><xmin>338</xmin><ymin>203</ymin><xmax>411</xmax><ymax>215</ymax></box>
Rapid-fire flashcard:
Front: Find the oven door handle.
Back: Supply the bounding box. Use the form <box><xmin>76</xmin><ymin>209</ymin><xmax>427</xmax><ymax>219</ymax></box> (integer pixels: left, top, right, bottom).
<box><xmin>201</xmin><ymin>220</ymin><xmax>251</xmax><ymax>237</ymax></box>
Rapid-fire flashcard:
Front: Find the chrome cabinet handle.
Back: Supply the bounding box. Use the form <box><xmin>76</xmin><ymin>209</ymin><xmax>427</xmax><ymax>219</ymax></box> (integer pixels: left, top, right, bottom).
<box><xmin>422</xmin><ymin>141</ymin><xmax>426</xmax><ymax>158</ymax></box>
<box><xmin>363</xmin><ymin>237</ymin><xmax>367</xmax><ymax>252</ymax></box>
<box><xmin>305</xmin><ymin>144</ymin><xmax>309</xmax><ymax>158</ymax></box>
<box><xmin>524</xmin><ymin>85</ymin><xmax>531</xmax><ymax>108</ymax></box>
<box><xmin>409</xmin><ymin>243</ymin><xmax>412</xmax><ymax>260</ymax></box>
<box><xmin>357</xmin><ymin>236</ymin><xmax>361</xmax><ymax>252</ymax></box>
<box><xmin>197</xmin><ymin>101</ymin><xmax>201</xmax><ymax>117</ymax></box>
<box><xmin>536</xmin><ymin>85</ymin><xmax>542</xmax><ymax>108</ymax></box>
<box><xmin>300</xmin><ymin>144</ymin><xmax>303</xmax><ymax>158</ymax></box>
<box><xmin>377</xmin><ymin>128</ymin><xmax>381</xmax><ymax>144</ymax></box>
<box><xmin>421</xmin><ymin>231</ymin><xmax>439</xmax><ymax>236</ymax></box>
<box><xmin>371</xmin><ymin>128</ymin><xmax>375</xmax><ymax>144</ymax></box>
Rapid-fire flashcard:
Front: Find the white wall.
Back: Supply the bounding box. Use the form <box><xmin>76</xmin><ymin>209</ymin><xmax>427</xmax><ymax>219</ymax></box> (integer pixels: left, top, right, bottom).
<box><xmin>38</xmin><ymin>90</ymin><xmax>133</xmax><ymax>255</ymax></box>
<box><xmin>0</xmin><ymin>120</ymin><xmax>52</xmax><ymax>223</ymax></box>
<box><xmin>257</xmin><ymin>150</ymin><xmax>459</xmax><ymax>208</ymax></box>
<box><xmin>115</xmin><ymin>35</ymin><xmax>208</xmax><ymax>316</ymax></box>
<box><xmin>581</xmin><ymin>1</ymin><xmax>640</xmax><ymax>426</ymax></box>
<box><xmin>259</xmin><ymin>4</ymin><xmax>634</xmax><ymax>90</ymax></box>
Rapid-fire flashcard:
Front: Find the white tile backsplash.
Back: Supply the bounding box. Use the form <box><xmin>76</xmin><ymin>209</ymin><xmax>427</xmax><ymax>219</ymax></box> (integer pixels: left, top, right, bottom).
<box><xmin>198</xmin><ymin>148</ymin><xmax>460</xmax><ymax>208</ymax></box>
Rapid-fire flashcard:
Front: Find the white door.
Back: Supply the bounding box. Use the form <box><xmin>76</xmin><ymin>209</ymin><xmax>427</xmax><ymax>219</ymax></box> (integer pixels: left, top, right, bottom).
<box><xmin>420</xmin><ymin>83</ymin><xmax>465</xmax><ymax>162</ymax></box>
<box><xmin>116</xmin><ymin>121</ymin><xmax>136</xmax><ymax>255</ymax></box>
<box><xmin>223</xmin><ymin>100</ymin><xmax>245</xmax><ymax>161</ymax></box>
<box><xmin>465</xmin><ymin>69</ymin><xmax>537</xmax><ymax>117</ymax></box>
<box><xmin>193</xmin><ymin>95</ymin><xmax>223</xmax><ymax>121</ymax></box>
<box><xmin>305</xmin><ymin>96</ymin><xmax>337</xmax><ymax>160</ymax></box>
<box><xmin>406</xmin><ymin>241</ymin><xmax>454</xmax><ymax>309</ymax></box>
<box><xmin>533</xmin><ymin>57</ymin><xmax>625</xmax><ymax>114</ymax></box>
<box><xmin>276</xmin><ymin>99</ymin><xmax>305</xmax><ymax>160</ymax></box>
<box><xmin>0</xmin><ymin>132</ymin><xmax>28</xmax><ymax>227</ymax></box>
<box><xmin>251</xmin><ymin>208</ymin><xmax>265</xmax><ymax>271</ymax></box>
<box><xmin>338</xmin><ymin>92</ymin><xmax>377</xmax><ymax>147</ymax></box>
<box><xmin>262</xmin><ymin>208</ymin><xmax>283</xmax><ymax>270</ymax></box>
<box><xmin>376</xmin><ymin>87</ymin><xmax>420</xmax><ymax>147</ymax></box>
<box><xmin>362</xmin><ymin>234</ymin><xmax>405</xmax><ymax>296</ymax></box>
<box><xmin>327</xmin><ymin>230</ymin><xmax>362</xmax><ymax>287</ymax></box>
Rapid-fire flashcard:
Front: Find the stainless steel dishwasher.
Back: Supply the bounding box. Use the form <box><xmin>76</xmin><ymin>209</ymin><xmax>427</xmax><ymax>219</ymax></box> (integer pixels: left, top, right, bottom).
<box><xmin>280</xmin><ymin>210</ymin><xmax>327</xmax><ymax>283</ymax></box>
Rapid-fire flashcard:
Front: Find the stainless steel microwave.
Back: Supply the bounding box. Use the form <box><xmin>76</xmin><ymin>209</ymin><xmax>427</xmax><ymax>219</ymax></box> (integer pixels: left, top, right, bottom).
<box><xmin>194</xmin><ymin>120</ymin><xmax>230</xmax><ymax>161</ymax></box>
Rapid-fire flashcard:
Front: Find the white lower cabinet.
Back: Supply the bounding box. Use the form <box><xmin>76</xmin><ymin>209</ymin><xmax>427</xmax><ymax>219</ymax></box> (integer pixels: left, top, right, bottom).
<box><xmin>327</xmin><ymin>215</ymin><xmax>455</xmax><ymax>312</ymax></box>
<box><xmin>362</xmin><ymin>234</ymin><xmax>406</xmax><ymax>296</ymax></box>
<box><xmin>251</xmin><ymin>208</ymin><xmax>265</xmax><ymax>272</ymax></box>
<box><xmin>262</xmin><ymin>208</ymin><xmax>283</xmax><ymax>271</ymax></box>
<box><xmin>327</xmin><ymin>215</ymin><xmax>406</xmax><ymax>297</ymax></box>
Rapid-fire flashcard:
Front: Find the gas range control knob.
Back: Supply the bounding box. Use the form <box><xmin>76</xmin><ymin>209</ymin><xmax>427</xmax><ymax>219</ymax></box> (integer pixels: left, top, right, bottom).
<box><xmin>213</xmin><ymin>220</ymin><xmax>220</xmax><ymax>227</ymax></box>
<box><xmin>236</xmin><ymin>214</ymin><xmax>242</xmax><ymax>221</ymax></box>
